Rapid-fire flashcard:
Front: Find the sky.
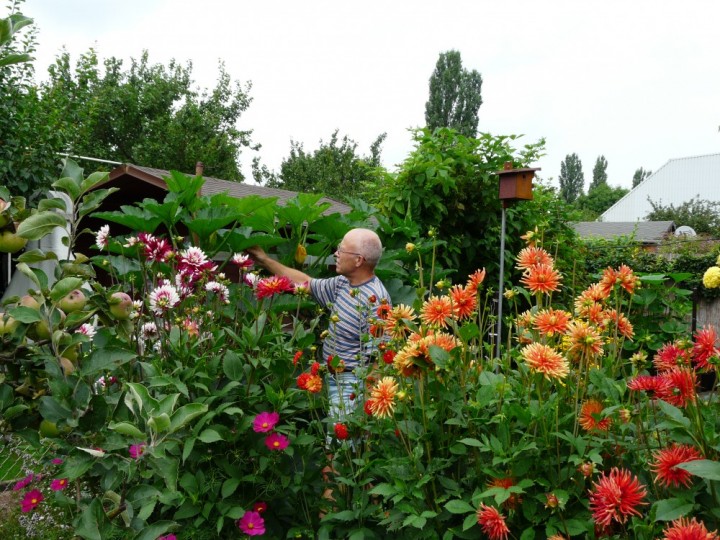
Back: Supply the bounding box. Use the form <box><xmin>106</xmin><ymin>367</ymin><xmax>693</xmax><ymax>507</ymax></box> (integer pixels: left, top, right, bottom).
<box><xmin>17</xmin><ymin>0</ymin><xmax>720</xmax><ymax>190</ymax></box>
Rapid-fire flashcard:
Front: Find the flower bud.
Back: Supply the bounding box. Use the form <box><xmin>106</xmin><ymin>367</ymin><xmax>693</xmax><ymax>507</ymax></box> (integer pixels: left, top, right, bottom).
<box><xmin>405</xmin><ymin>243</ymin><xmax>416</xmax><ymax>253</ymax></box>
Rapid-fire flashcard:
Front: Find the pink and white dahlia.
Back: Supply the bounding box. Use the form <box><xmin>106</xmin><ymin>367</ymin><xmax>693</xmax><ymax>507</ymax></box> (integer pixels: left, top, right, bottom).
<box><xmin>149</xmin><ymin>284</ymin><xmax>180</xmax><ymax>315</ymax></box>
<box><xmin>231</xmin><ymin>253</ymin><xmax>254</xmax><ymax>269</ymax></box>
<box><xmin>205</xmin><ymin>281</ymin><xmax>230</xmax><ymax>303</ymax></box>
<box><xmin>95</xmin><ymin>225</ymin><xmax>110</xmax><ymax>250</ymax></box>
<box><xmin>75</xmin><ymin>323</ymin><xmax>97</xmax><ymax>338</ymax></box>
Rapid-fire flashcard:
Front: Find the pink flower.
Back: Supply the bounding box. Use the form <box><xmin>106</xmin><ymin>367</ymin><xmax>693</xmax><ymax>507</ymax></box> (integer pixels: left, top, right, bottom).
<box><xmin>253</xmin><ymin>412</ymin><xmax>280</xmax><ymax>433</ymax></box>
<box><xmin>138</xmin><ymin>232</ymin><xmax>173</xmax><ymax>262</ymax></box>
<box><xmin>21</xmin><ymin>489</ymin><xmax>44</xmax><ymax>512</ymax></box>
<box><xmin>231</xmin><ymin>253</ymin><xmax>254</xmax><ymax>269</ymax></box>
<box><xmin>95</xmin><ymin>224</ymin><xmax>110</xmax><ymax>250</ymax></box>
<box><xmin>264</xmin><ymin>433</ymin><xmax>289</xmax><ymax>451</ymax></box>
<box><xmin>13</xmin><ymin>474</ymin><xmax>34</xmax><ymax>491</ymax></box>
<box><xmin>148</xmin><ymin>283</ymin><xmax>180</xmax><ymax>315</ymax></box>
<box><xmin>237</xmin><ymin>510</ymin><xmax>265</xmax><ymax>536</ymax></box>
<box><xmin>157</xmin><ymin>535</ymin><xmax>177</xmax><ymax>540</ymax></box>
<box><xmin>252</xmin><ymin>501</ymin><xmax>268</xmax><ymax>513</ymax></box>
<box><xmin>256</xmin><ymin>275</ymin><xmax>294</xmax><ymax>299</ymax></box>
<box><xmin>50</xmin><ymin>478</ymin><xmax>68</xmax><ymax>491</ymax></box>
<box><xmin>51</xmin><ymin>458</ymin><xmax>63</xmax><ymax>465</ymax></box>
<box><xmin>129</xmin><ymin>443</ymin><xmax>146</xmax><ymax>459</ymax></box>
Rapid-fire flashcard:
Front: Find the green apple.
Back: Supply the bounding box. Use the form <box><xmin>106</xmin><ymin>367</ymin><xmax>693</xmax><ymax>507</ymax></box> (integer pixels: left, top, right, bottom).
<box><xmin>19</xmin><ymin>294</ymin><xmax>41</xmax><ymax>310</ymax></box>
<box><xmin>58</xmin><ymin>289</ymin><xmax>87</xmax><ymax>313</ymax></box>
<box><xmin>109</xmin><ymin>292</ymin><xmax>133</xmax><ymax>320</ymax></box>
<box><xmin>0</xmin><ymin>229</ymin><xmax>27</xmax><ymax>253</ymax></box>
<box><xmin>0</xmin><ymin>315</ymin><xmax>19</xmax><ymax>335</ymax></box>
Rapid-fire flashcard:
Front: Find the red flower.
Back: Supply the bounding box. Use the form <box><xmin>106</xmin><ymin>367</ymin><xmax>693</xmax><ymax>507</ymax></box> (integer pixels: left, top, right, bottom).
<box><xmin>654</xmin><ymin>341</ymin><xmax>692</xmax><ymax>372</ymax></box>
<box><xmin>50</xmin><ymin>478</ymin><xmax>68</xmax><ymax>491</ymax></box>
<box><xmin>449</xmin><ymin>285</ymin><xmax>477</xmax><ymax>320</ymax></box>
<box><xmin>628</xmin><ymin>374</ymin><xmax>666</xmax><ymax>397</ymax></box>
<box><xmin>588</xmin><ymin>467</ymin><xmax>647</xmax><ymax>527</ymax></box>
<box><xmin>252</xmin><ymin>501</ymin><xmax>268</xmax><ymax>513</ymax></box>
<box><xmin>311</xmin><ymin>361</ymin><xmax>320</xmax><ymax>375</ymax></box>
<box><xmin>658</xmin><ymin>367</ymin><xmax>697</xmax><ymax>408</ymax></box>
<box><xmin>376</xmin><ymin>304</ymin><xmax>391</xmax><ymax>320</ymax></box>
<box><xmin>661</xmin><ymin>517</ymin><xmax>719</xmax><ymax>540</ymax></box>
<box><xmin>578</xmin><ymin>400</ymin><xmax>612</xmax><ymax>432</ymax></box>
<box><xmin>693</xmin><ymin>326</ymin><xmax>719</xmax><ymax>371</ymax></box>
<box><xmin>364</xmin><ymin>399</ymin><xmax>375</xmax><ymax>415</ymax></box>
<box><xmin>255</xmin><ymin>275</ymin><xmax>294</xmax><ymax>299</ymax></box>
<box><xmin>650</xmin><ymin>444</ymin><xmax>703</xmax><ymax>489</ymax></box>
<box><xmin>297</xmin><ymin>372</ymin><xmax>312</xmax><ymax>390</ymax></box>
<box><xmin>334</xmin><ymin>423</ymin><xmax>349</xmax><ymax>440</ymax></box>
<box><xmin>293</xmin><ymin>351</ymin><xmax>303</xmax><ymax>365</ymax></box>
<box><xmin>475</xmin><ymin>503</ymin><xmax>510</xmax><ymax>540</ymax></box>
<box><xmin>264</xmin><ymin>433</ymin><xmax>289</xmax><ymax>451</ymax></box>
<box><xmin>237</xmin><ymin>510</ymin><xmax>266</xmax><ymax>536</ymax></box>
<box><xmin>382</xmin><ymin>350</ymin><xmax>396</xmax><ymax>365</ymax></box>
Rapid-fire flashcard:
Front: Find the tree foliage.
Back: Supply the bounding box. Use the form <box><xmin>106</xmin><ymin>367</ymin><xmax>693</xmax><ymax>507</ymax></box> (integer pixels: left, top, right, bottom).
<box><xmin>424</xmin><ymin>50</ymin><xmax>483</xmax><ymax>138</ymax></box>
<box><xmin>558</xmin><ymin>153</ymin><xmax>585</xmax><ymax>203</ymax></box>
<box><xmin>40</xmin><ymin>49</ymin><xmax>256</xmax><ymax>181</ymax></box>
<box><xmin>261</xmin><ymin>130</ymin><xmax>385</xmax><ymax>201</ymax></box>
<box><xmin>632</xmin><ymin>167</ymin><xmax>652</xmax><ymax>187</ymax></box>
<box><xmin>368</xmin><ymin>128</ymin><xmax>579</xmax><ymax>282</ymax></box>
<box><xmin>646</xmin><ymin>196</ymin><xmax>720</xmax><ymax>235</ymax></box>
<box><xmin>575</xmin><ymin>183</ymin><xmax>629</xmax><ymax>220</ymax></box>
<box><xmin>0</xmin><ymin>2</ymin><xmax>62</xmax><ymax>202</ymax></box>
<box><xmin>590</xmin><ymin>154</ymin><xmax>608</xmax><ymax>190</ymax></box>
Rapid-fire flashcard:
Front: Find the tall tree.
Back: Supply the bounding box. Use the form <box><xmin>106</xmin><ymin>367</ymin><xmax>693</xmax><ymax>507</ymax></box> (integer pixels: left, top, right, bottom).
<box><xmin>632</xmin><ymin>167</ymin><xmax>652</xmax><ymax>187</ymax></box>
<box><xmin>576</xmin><ymin>183</ymin><xmax>628</xmax><ymax>219</ymax></box>
<box><xmin>0</xmin><ymin>2</ymin><xmax>63</xmax><ymax>201</ymax></box>
<box><xmin>424</xmin><ymin>50</ymin><xmax>483</xmax><ymax>138</ymax></box>
<box><xmin>262</xmin><ymin>130</ymin><xmax>385</xmax><ymax>201</ymax></box>
<box><xmin>646</xmin><ymin>197</ymin><xmax>720</xmax><ymax>235</ymax></box>
<box><xmin>40</xmin><ymin>49</ymin><xmax>256</xmax><ymax>181</ymax></box>
<box><xmin>590</xmin><ymin>155</ymin><xmax>608</xmax><ymax>190</ymax></box>
<box><xmin>558</xmin><ymin>153</ymin><xmax>584</xmax><ymax>203</ymax></box>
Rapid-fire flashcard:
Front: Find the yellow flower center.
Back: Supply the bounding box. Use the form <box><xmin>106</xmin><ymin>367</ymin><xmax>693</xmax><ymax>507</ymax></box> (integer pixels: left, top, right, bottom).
<box><xmin>262</xmin><ymin>422</ymin><xmax>268</xmax><ymax>428</ymax></box>
<box><xmin>273</xmin><ymin>441</ymin><xmax>280</xmax><ymax>447</ymax></box>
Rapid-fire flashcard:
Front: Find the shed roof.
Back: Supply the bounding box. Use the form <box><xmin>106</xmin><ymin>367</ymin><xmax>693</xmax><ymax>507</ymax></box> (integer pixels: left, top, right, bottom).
<box><xmin>572</xmin><ymin>221</ymin><xmax>676</xmax><ymax>244</ymax></box>
<box><xmin>601</xmin><ymin>153</ymin><xmax>720</xmax><ymax>222</ymax></box>
<box><xmin>107</xmin><ymin>164</ymin><xmax>353</xmax><ymax>216</ymax></box>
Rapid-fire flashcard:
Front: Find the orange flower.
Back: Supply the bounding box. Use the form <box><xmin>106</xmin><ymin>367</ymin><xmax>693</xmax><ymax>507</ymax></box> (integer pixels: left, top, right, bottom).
<box><xmin>660</xmin><ymin>517</ymin><xmax>719</xmax><ymax>540</ymax></box>
<box><xmin>602</xmin><ymin>309</ymin><xmax>634</xmax><ymax>340</ymax></box>
<box><xmin>421</xmin><ymin>295</ymin><xmax>454</xmax><ymax>328</ymax></box>
<box><xmin>466</xmin><ymin>268</ymin><xmax>487</xmax><ymax>292</ymax></box>
<box><xmin>589</xmin><ymin>468</ymin><xmax>647</xmax><ymax>527</ymax></box>
<box><xmin>616</xmin><ymin>264</ymin><xmax>639</xmax><ymax>294</ymax></box>
<box><xmin>370</xmin><ymin>377</ymin><xmax>398</xmax><ymax>418</ymax></box>
<box><xmin>563</xmin><ymin>320</ymin><xmax>604</xmax><ymax>361</ymax></box>
<box><xmin>393</xmin><ymin>346</ymin><xmax>419</xmax><ymax>377</ymax></box>
<box><xmin>304</xmin><ymin>374</ymin><xmax>323</xmax><ymax>393</ymax></box>
<box><xmin>516</xmin><ymin>246</ymin><xmax>554</xmax><ymax>270</ymax></box>
<box><xmin>476</xmin><ymin>504</ymin><xmax>509</xmax><ymax>540</ymax></box>
<box><xmin>487</xmin><ymin>477</ymin><xmax>521</xmax><ymax>510</ymax></box>
<box><xmin>449</xmin><ymin>285</ymin><xmax>477</xmax><ymax>320</ymax></box>
<box><xmin>579</xmin><ymin>399</ymin><xmax>612</xmax><ymax>432</ymax></box>
<box><xmin>376</xmin><ymin>304</ymin><xmax>392</xmax><ymax>320</ymax></box>
<box><xmin>533</xmin><ymin>308</ymin><xmax>571</xmax><ymax>337</ymax></box>
<box><xmin>521</xmin><ymin>343</ymin><xmax>569</xmax><ymax>380</ymax></box>
<box><xmin>650</xmin><ymin>444</ymin><xmax>703</xmax><ymax>489</ymax></box>
<box><xmin>385</xmin><ymin>304</ymin><xmax>417</xmax><ymax>340</ymax></box>
<box><xmin>521</xmin><ymin>263</ymin><xmax>561</xmax><ymax>294</ymax></box>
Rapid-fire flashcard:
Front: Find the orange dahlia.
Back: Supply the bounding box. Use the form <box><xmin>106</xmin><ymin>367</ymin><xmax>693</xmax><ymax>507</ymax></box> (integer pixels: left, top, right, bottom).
<box><xmin>516</xmin><ymin>246</ymin><xmax>554</xmax><ymax>270</ymax></box>
<box><xmin>420</xmin><ymin>295</ymin><xmax>454</xmax><ymax>328</ymax></box>
<box><xmin>466</xmin><ymin>268</ymin><xmax>487</xmax><ymax>292</ymax></box>
<box><xmin>521</xmin><ymin>343</ymin><xmax>569</xmax><ymax>381</ymax></box>
<box><xmin>650</xmin><ymin>444</ymin><xmax>703</xmax><ymax>489</ymax></box>
<box><xmin>578</xmin><ymin>399</ymin><xmax>612</xmax><ymax>432</ymax></box>
<box><xmin>533</xmin><ymin>308</ymin><xmax>571</xmax><ymax>337</ymax></box>
<box><xmin>449</xmin><ymin>285</ymin><xmax>477</xmax><ymax>320</ymax></box>
<box><xmin>487</xmin><ymin>477</ymin><xmax>521</xmax><ymax>510</ymax></box>
<box><xmin>521</xmin><ymin>263</ymin><xmax>561</xmax><ymax>294</ymax></box>
<box><xmin>563</xmin><ymin>320</ymin><xmax>604</xmax><ymax>361</ymax></box>
<box><xmin>370</xmin><ymin>377</ymin><xmax>399</xmax><ymax>418</ymax></box>
<box><xmin>385</xmin><ymin>304</ymin><xmax>417</xmax><ymax>340</ymax></box>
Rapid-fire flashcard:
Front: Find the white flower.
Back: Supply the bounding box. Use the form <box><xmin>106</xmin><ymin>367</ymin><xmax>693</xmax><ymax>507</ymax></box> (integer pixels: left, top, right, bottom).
<box><xmin>205</xmin><ymin>281</ymin><xmax>230</xmax><ymax>303</ymax></box>
<box><xmin>244</xmin><ymin>272</ymin><xmax>259</xmax><ymax>288</ymax></box>
<box><xmin>95</xmin><ymin>225</ymin><xmax>110</xmax><ymax>250</ymax></box>
<box><xmin>180</xmin><ymin>246</ymin><xmax>209</xmax><ymax>267</ymax></box>
<box><xmin>141</xmin><ymin>322</ymin><xmax>158</xmax><ymax>339</ymax></box>
<box><xmin>124</xmin><ymin>236</ymin><xmax>138</xmax><ymax>248</ymax></box>
<box><xmin>148</xmin><ymin>284</ymin><xmax>180</xmax><ymax>315</ymax></box>
<box><xmin>232</xmin><ymin>253</ymin><xmax>254</xmax><ymax>268</ymax></box>
<box><xmin>75</xmin><ymin>323</ymin><xmax>96</xmax><ymax>338</ymax></box>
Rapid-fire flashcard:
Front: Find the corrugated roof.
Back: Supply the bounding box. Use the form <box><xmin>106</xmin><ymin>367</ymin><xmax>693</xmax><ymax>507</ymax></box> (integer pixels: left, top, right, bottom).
<box><xmin>601</xmin><ymin>153</ymin><xmax>720</xmax><ymax>222</ymax></box>
<box><xmin>572</xmin><ymin>221</ymin><xmax>675</xmax><ymax>244</ymax></box>
<box><xmin>113</xmin><ymin>164</ymin><xmax>353</xmax><ymax>216</ymax></box>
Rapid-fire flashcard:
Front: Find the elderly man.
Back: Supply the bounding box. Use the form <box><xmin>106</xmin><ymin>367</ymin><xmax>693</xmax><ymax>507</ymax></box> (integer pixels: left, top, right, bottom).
<box><xmin>247</xmin><ymin>228</ymin><xmax>391</xmax><ymax>420</ymax></box>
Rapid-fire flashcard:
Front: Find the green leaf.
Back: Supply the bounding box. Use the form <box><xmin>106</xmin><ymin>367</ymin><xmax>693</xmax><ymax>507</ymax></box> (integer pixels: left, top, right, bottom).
<box><xmin>52</xmin><ymin>177</ymin><xmax>81</xmax><ymax>201</ymax></box>
<box><xmin>221</xmin><ymin>477</ymin><xmax>240</xmax><ymax>498</ymax></box>
<box><xmin>653</xmin><ymin>498</ymin><xmax>694</xmax><ymax>521</ymax></box>
<box><xmin>80</xmin><ymin>171</ymin><xmax>110</xmax><ymax>195</ymax></box>
<box><xmin>462</xmin><ymin>513</ymin><xmax>478</xmax><ymax>531</ymax></box>
<box><xmin>7</xmin><ymin>306</ymin><xmax>42</xmax><ymax>323</ymax></box>
<box><xmin>458</xmin><ymin>437</ymin><xmax>482</xmax><ymax>447</ymax></box>
<box><xmin>38</xmin><ymin>198</ymin><xmax>68</xmax><ymax>212</ymax></box>
<box><xmin>14</xmin><ymin>263</ymin><xmax>45</xmax><ymax>289</ymax></box>
<box><xmin>223</xmin><ymin>351</ymin><xmax>244</xmax><ymax>381</ymax></box>
<box><xmin>444</xmin><ymin>499</ymin><xmax>475</xmax><ymax>514</ymax></box>
<box><xmin>326</xmin><ymin>509</ymin><xmax>356</xmax><ymax>522</ymax></box>
<box><xmin>133</xmin><ymin>521</ymin><xmax>174</xmax><ymax>540</ymax></box>
<box><xmin>74</xmin><ymin>498</ymin><xmax>103</xmax><ymax>540</ymax></box>
<box><xmin>17</xmin><ymin>211</ymin><xmax>67</xmax><ymax>241</ymax></box>
<box><xmin>109</xmin><ymin>422</ymin><xmax>145</xmax><ymax>439</ymax></box>
<box><xmin>148</xmin><ymin>413</ymin><xmax>171</xmax><ymax>433</ymax></box>
<box><xmin>169</xmin><ymin>403</ymin><xmax>208</xmax><ymax>434</ymax></box>
<box><xmin>677</xmin><ymin>459</ymin><xmax>720</xmax><ymax>481</ymax></box>
<box><xmin>16</xmin><ymin>248</ymin><xmax>58</xmax><ymax>263</ymax></box>
<box><xmin>80</xmin><ymin>348</ymin><xmax>136</xmax><ymax>377</ymax></box>
<box><xmin>78</xmin><ymin>187</ymin><xmax>117</xmax><ymax>219</ymax></box>
<box><xmin>49</xmin><ymin>277</ymin><xmax>84</xmax><ymax>302</ymax></box>
<box><xmin>197</xmin><ymin>428</ymin><xmax>223</xmax><ymax>443</ymax></box>
<box><xmin>39</xmin><ymin>396</ymin><xmax>73</xmax><ymax>423</ymax></box>
<box><xmin>368</xmin><ymin>483</ymin><xmax>397</xmax><ymax>498</ymax></box>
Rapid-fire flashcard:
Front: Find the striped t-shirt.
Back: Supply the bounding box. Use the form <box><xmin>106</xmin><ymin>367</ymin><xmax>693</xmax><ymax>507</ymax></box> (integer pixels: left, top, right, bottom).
<box><xmin>310</xmin><ymin>275</ymin><xmax>391</xmax><ymax>370</ymax></box>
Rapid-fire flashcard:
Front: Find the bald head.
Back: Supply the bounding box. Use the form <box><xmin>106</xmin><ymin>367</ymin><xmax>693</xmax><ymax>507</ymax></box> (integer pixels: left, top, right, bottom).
<box><xmin>344</xmin><ymin>228</ymin><xmax>383</xmax><ymax>267</ymax></box>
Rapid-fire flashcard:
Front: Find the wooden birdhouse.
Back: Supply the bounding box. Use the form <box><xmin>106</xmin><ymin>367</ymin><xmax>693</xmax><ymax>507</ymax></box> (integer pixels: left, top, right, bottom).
<box><xmin>497</xmin><ymin>161</ymin><xmax>540</xmax><ymax>205</ymax></box>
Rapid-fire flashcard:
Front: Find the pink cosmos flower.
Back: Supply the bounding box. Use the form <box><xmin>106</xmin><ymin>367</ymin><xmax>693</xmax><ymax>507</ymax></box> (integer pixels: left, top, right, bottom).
<box><xmin>237</xmin><ymin>510</ymin><xmax>265</xmax><ymax>536</ymax></box>
<box><xmin>264</xmin><ymin>433</ymin><xmax>290</xmax><ymax>451</ymax></box>
<box><xmin>13</xmin><ymin>474</ymin><xmax>34</xmax><ymax>491</ymax></box>
<box><xmin>21</xmin><ymin>489</ymin><xmax>44</xmax><ymax>512</ymax></box>
<box><xmin>50</xmin><ymin>478</ymin><xmax>68</xmax><ymax>491</ymax></box>
<box><xmin>51</xmin><ymin>458</ymin><xmax>63</xmax><ymax>465</ymax></box>
<box><xmin>157</xmin><ymin>535</ymin><xmax>177</xmax><ymax>540</ymax></box>
<box><xmin>253</xmin><ymin>412</ymin><xmax>280</xmax><ymax>433</ymax></box>
<box><xmin>129</xmin><ymin>443</ymin><xmax>146</xmax><ymax>459</ymax></box>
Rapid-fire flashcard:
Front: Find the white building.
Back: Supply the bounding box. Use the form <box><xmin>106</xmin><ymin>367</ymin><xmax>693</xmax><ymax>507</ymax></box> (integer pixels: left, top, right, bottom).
<box><xmin>601</xmin><ymin>153</ymin><xmax>720</xmax><ymax>222</ymax></box>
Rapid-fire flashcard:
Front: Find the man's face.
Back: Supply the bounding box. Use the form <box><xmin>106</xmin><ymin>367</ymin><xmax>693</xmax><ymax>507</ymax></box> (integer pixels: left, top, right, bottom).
<box><xmin>334</xmin><ymin>234</ymin><xmax>364</xmax><ymax>275</ymax></box>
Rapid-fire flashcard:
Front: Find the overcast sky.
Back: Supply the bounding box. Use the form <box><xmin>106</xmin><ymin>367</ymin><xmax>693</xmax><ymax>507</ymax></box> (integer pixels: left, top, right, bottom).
<box><xmin>19</xmin><ymin>0</ymin><xmax>720</xmax><ymax>190</ymax></box>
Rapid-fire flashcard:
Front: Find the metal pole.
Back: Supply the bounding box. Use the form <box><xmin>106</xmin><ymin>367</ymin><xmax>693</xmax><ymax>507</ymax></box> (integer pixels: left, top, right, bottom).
<box><xmin>496</xmin><ymin>204</ymin><xmax>506</xmax><ymax>359</ymax></box>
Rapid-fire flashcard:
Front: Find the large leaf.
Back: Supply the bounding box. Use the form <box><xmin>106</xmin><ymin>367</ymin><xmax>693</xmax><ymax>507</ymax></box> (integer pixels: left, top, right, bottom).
<box><xmin>17</xmin><ymin>211</ymin><xmax>67</xmax><ymax>240</ymax></box>
<box><xmin>80</xmin><ymin>348</ymin><xmax>136</xmax><ymax>377</ymax></box>
<box><xmin>109</xmin><ymin>421</ymin><xmax>145</xmax><ymax>439</ymax></box>
<box><xmin>14</xmin><ymin>262</ymin><xmax>47</xmax><ymax>289</ymax></box>
<box><xmin>92</xmin><ymin>206</ymin><xmax>163</xmax><ymax>232</ymax></box>
<box><xmin>185</xmin><ymin>206</ymin><xmax>243</xmax><ymax>239</ymax></box>
<box><xmin>677</xmin><ymin>459</ymin><xmax>720</xmax><ymax>481</ymax></box>
<box><xmin>16</xmin><ymin>248</ymin><xmax>58</xmax><ymax>263</ymax></box>
<box><xmin>653</xmin><ymin>498</ymin><xmax>694</xmax><ymax>521</ymax></box>
<box><xmin>445</xmin><ymin>499</ymin><xmax>475</xmax><ymax>514</ymax></box>
<box><xmin>78</xmin><ymin>187</ymin><xmax>118</xmax><ymax>219</ymax></box>
<box><xmin>49</xmin><ymin>277</ymin><xmax>84</xmax><ymax>302</ymax></box>
<box><xmin>169</xmin><ymin>403</ymin><xmax>208</xmax><ymax>434</ymax></box>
